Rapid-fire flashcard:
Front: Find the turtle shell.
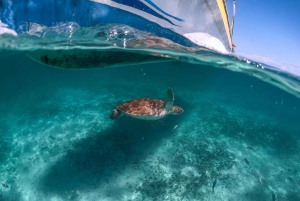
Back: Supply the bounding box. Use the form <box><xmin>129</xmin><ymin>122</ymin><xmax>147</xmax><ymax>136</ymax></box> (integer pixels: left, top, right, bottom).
<box><xmin>117</xmin><ymin>98</ymin><xmax>164</xmax><ymax>116</ymax></box>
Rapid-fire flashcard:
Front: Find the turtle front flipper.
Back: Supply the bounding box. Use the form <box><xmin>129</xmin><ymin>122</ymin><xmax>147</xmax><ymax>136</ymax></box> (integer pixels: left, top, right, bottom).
<box><xmin>110</xmin><ymin>109</ymin><xmax>122</xmax><ymax>119</ymax></box>
<box><xmin>163</xmin><ymin>88</ymin><xmax>174</xmax><ymax>112</ymax></box>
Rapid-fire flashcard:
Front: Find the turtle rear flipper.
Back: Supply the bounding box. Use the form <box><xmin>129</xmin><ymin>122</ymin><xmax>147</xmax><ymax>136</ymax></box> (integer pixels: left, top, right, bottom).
<box><xmin>163</xmin><ymin>88</ymin><xmax>174</xmax><ymax>112</ymax></box>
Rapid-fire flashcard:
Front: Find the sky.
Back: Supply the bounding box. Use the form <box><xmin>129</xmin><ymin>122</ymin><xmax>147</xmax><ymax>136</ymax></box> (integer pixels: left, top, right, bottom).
<box><xmin>1</xmin><ymin>0</ymin><xmax>298</xmax><ymax>67</ymax></box>
<box><xmin>227</xmin><ymin>0</ymin><xmax>300</xmax><ymax>67</ymax></box>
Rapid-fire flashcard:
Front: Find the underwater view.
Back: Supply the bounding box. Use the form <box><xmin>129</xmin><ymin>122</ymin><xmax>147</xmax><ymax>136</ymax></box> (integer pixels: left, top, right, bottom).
<box><xmin>1</xmin><ymin>0</ymin><xmax>300</xmax><ymax>200</ymax></box>
<box><xmin>1</xmin><ymin>24</ymin><xmax>300</xmax><ymax>201</ymax></box>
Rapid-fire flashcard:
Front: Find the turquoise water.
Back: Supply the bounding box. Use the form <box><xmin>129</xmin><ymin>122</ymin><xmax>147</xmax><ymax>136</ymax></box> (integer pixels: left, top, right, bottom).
<box><xmin>1</xmin><ymin>25</ymin><xmax>300</xmax><ymax>201</ymax></box>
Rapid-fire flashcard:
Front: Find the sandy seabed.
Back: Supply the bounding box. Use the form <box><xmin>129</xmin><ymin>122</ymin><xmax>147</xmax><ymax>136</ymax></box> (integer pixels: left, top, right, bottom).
<box><xmin>1</xmin><ymin>55</ymin><xmax>300</xmax><ymax>201</ymax></box>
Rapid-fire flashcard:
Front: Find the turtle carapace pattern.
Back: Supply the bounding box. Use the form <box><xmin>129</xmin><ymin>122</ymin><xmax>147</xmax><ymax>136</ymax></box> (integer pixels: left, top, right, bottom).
<box><xmin>110</xmin><ymin>88</ymin><xmax>184</xmax><ymax>120</ymax></box>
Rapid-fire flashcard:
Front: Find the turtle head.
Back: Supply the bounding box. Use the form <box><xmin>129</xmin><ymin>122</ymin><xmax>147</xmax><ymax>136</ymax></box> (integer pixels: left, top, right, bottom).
<box><xmin>110</xmin><ymin>109</ymin><xmax>122</xmax><ymax>119</ymax></box>
<box><xmin>169</xmin><ymin>106</ymin><xmax>184</xmax><ymax>115</ymax></box>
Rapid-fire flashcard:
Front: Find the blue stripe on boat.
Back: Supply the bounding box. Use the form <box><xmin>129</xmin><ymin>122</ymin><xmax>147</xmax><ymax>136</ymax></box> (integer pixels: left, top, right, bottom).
<box><xmin>144</xmin><ymin>0</ymin><xmax>184</xmax><ymax>21</ymax></box>
<box><xmin>112</xmin><ymin>0</ymin><xmax>179</xmax><ymax>26</ymax></box>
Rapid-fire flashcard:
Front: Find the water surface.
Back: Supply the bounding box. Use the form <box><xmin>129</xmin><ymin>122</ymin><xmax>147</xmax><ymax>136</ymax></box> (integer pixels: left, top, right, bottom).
<box><xmin>0</xmin><ymin>25</ymin><xmax>300</xmax><ymax>201</ymax></box>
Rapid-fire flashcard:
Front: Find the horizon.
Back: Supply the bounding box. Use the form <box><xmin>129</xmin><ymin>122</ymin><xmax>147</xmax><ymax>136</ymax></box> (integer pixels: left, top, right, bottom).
<box><xmin>227</xmin><ymin>0</ymin><xmax>300</xmax><ymax>67</ymax></box>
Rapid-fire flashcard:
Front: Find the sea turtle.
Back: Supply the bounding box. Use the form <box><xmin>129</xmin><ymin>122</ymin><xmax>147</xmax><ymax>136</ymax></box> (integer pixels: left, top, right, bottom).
<box><xmin>110</xmin><ymin>88</ymin><xmax>183</xmax><ymax>120</ymax></box>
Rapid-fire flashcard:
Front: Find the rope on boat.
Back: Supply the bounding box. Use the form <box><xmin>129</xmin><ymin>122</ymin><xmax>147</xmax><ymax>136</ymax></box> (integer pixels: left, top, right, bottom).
<box><xmin>230</xmin><ymin>0</ymin><xmax>236</xmax><ymax>38</ymax></box>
